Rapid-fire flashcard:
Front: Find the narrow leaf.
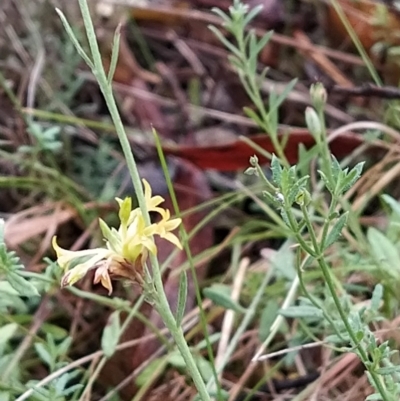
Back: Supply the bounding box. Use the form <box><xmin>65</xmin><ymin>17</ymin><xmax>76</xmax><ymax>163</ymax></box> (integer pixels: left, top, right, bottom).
<box><xmin>375</xmin><ymin>366</ymin><xmax>400</xmax><ymax>375</ymax></box>
<box><xmin>203</xmin><ymin>284</ymin><xmax>246</xmax><ymax>313</ymax></box>
<box><xmin>0</xmin><ymin>323</ymin><xmax>18</xmax><ymax>345</ymax></box>
<box><xmin>6</xmin><ymin>272</ymin><xmax>39</xmax><ymax>296</ymax></box>
<box><xmin>55</xmin><ymin>8</ymin><xmax>94</xmax><ymax>69</ymax></box>
<box><xmin>34</xmin><ymin>343</ymin><xmax>53</xmax><ymax>368</ymax></box>
<box><xmin>270</xmin><ymin>154</ymin><xmax>282</xmax><ymax>184</ymax></box>
<box><xmin>243</xmin><ymin>107</ymin><xmax>264</xmax><ymax>128</ymax></box>
<box><xmin>208</xmin><ymin>26</ymin><xmax>241</xmax><ymax>58</ymax></box>
<box><xmin>323</xmin><ymin>212</ymin><xmax>348</xmax><ymax>249</ymax></box>
<box><xmin>318</xmin><ymin>170</ymin><xmax>333</xmax><ymax>193</ymax></box>
<box><xmin>330</xmin><ymin>155</ymin><xmax>341</xmax><ymax>182</ymax></box>
<box><xmin>101</xmin><ymin>310</ymin><xmax>121</xmax><ymax>358</ymax></box>
<box><xmin>367</xmin><ymin>227</ymin><xmax>400</xmax><ymax>279</ymax></box>
<box><xmin>371</xmin><ymin>284</ymin><xmax>383</xmax><ymax>312</ymax></box>
<box><xmin>382</xmin><ymin>194</ymin><xmax>400</xmax><ymax>218</ymax></box>
<box><xmin>259</xmin><ymin>301</ymin><xmax>279</xmax><ymax>341</ymax></box>
<box><xmin>279</xmin><ymin>305</ymin><xmax>323</xmax><ymax>319</ymax></box>
<box><xmin>255</xmin><ymin>30</ymin><xmax>274</xmax><ymax>55</ymax></box>
<box><xmin>269</xmin><ymin>78</ymin><xmax>297</xmax><ymax>113</ymax></box>
<box><xmin>175</xmin><ymin>271</ymin><xmax>188</xmax><ymax>326</ymax></box>
<box><xmin>341</xmin><ymin>161</ymin><xmax>365</xmax><ymax>192</ymax></box>
<box><xmin>242</xmin><ymin>4</ymin><xmax>263</xmax><ymax>26</ymax></box>
<box><xmin>107</xmin><ymin>24</ymin><xmax>121</xmax><ymax>85</ymax></box>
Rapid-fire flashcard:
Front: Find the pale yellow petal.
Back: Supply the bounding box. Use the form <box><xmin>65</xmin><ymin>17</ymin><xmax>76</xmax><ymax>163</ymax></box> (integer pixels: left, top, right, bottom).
<box><xmin>142</xmin><ymin>179</ymin><xmax>164</xmax><ymax>211</ymax></box>
<box><xmin>59</xmin><ymin>249</ymin><xmax>112</xmax><ymax>287</ymax></box>
<box><xmin>52</xmin><ymin>236</ymin><xmax>105</xmax><ymax>270</ymax></box>
<box><xmin>160</xmin><ymin>232</ymin><xmax>183</xmax><ymax>250</ymax></box>
<box><xmin>140</xmin><ymin>236</ymin><xmax>157</xmax><ymax>254</ymax></box>
<box><xmin>162</xmin><ymin>218</ymin><xmax>182</xmax><ymax>232</ymax></box>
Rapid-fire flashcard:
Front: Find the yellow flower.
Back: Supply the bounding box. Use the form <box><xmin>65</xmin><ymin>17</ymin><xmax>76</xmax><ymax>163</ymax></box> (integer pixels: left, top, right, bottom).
<box><xmin>52</xmin><ymin>179</ymin><xmax>182</xmax><ymax>294</ymax></box>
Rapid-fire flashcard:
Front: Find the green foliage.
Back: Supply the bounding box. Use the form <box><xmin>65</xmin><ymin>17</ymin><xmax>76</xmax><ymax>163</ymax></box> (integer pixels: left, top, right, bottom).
<box><xmin>247</xmin><ymin>82</ymin><xmax>400</xmax><ymax>401</ymax></box>
<box><xmin>18</xmin><ymin>122</ymin><xmax>62</xmax><ymax>155</ymax></box>
<box><xmin>70</xmin><ymin>139</ymin><xmax>120</xmax><ymax>200</ymax></box>
<box><xmin>210</xmin><ymin>0</ymin><xmax>297</xmax><ymax>165</ymax></box>
<box><xmin>0</xmin><ymin>220</ymin><xmax>39</xmax><ymax>297</ymax></box>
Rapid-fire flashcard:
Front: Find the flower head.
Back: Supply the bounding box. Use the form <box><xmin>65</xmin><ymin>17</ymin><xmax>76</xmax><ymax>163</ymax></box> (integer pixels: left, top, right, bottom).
<box><xmin>53</xmin><ymin>179</ymin><xmax>182</xmax><ymax>294</ymax></box>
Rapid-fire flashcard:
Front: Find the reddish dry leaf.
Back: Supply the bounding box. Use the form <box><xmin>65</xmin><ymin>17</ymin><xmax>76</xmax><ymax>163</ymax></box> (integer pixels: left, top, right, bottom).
<box><xmin>162</xmin><ymin>129</ymin><xmax>366</xmax><ymax>171</ymax></box>
<box><xmin>4</xmin><ymin>205</ymin><xmax>77</xmax><ymax>249</ymax></box>
<box><xmin>326</xmin><ymin>0</ymin><xmax>400</xmax><ymax>84</ymax></box>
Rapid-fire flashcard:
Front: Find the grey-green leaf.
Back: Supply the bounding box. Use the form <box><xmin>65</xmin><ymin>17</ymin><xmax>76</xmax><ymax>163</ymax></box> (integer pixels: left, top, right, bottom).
<box><xmin>279</xmin><ymin>305</ymin><xmax>323</xmax><ymax>319</ymax></box>
<box><xmin>323</xmin><ymin>212</ymin><xmax>348</xmax><ymax>250</ymax></box>
<box><xmin>0</xmin><ymin>323</ymin><xmax>18</xmax><ymax>345</ymax></box>
<box><xmin>175</xmin><ymin>271</ymin><xmax>188</xmax><ymax>326</ymax></box>
<box><xmin>270</xmin><ymin>155</ymin><xmax>282</xmax><ymax>184</ymax></box>
<box><xmin>6</xmin><ymin>272</ymin><xmax>39</xmax><ymax>297</ymax></box>
<box><xmin>101</xmin><ymin>310</ymin><xmax>121</xmax><ymax>358</ymax></box>
<box><xmin>367</xmin><ymin>227</ymin><xmax>400</xmax><ymax>280</ymax></box>
<box><xmin>203</xmin><ymin>284</ymin><xmax>246</xmax><ymax>313</ymax></box>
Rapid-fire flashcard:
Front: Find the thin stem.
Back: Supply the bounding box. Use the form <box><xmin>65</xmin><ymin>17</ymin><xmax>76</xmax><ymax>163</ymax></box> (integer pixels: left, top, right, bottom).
<box><xmin>298</xmin><ymin>208</ymin><xmax>391</xmax><ymax>400</ymax></box>
<box><xmin>75</xmin><ymin>1</ymin><xmax>211</xmax><ymax>399</ymax></box>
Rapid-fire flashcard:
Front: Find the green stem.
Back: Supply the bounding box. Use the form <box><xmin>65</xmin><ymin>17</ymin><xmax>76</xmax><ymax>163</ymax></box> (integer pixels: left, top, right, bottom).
<box><xmin>294</xmin><ymin>251</ymin><xmax>340</xmax><ymax>335</ymax></box>
<box><xmin>298</xmin><ymin>207</ymin><xmax>390</xmax><ymax>400</ymax></box>
<box><xmin>76</xmin><ymin>1</ymin><xmax>210</xmax><ymax>399</ymax></box>
<box><xmin>233</xmin><ymin>24</ymin><xmax>289</xmax><ymax>167</ymax></box>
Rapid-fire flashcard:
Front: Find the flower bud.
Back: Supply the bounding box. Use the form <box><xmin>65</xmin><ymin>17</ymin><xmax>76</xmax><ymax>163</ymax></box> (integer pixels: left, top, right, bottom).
<box><xmin>310</xmin><ymin>82</ymin><xmax>327</xmax><ymax>110</ymax></box>
<box><xmin>296</xmin><ymin>188</ymin><xmax>311</xmax><ymax>206</ymax></box>
<box><xmin>249</xmin><ymin>155</ymin><xmax>259</xmax><ymax>167</ymax></box>
<box><xmin>305</xmin><ymin>107</ymin><xmax>322</xmax><ymax>140</ymax></box>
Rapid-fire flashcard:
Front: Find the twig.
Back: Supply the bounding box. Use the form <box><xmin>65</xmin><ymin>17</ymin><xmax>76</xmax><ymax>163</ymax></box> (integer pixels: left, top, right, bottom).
<box><xmin>331</xmin><ymin>83</ymin><xmax>400</xmax><ymax>99</ymax></box>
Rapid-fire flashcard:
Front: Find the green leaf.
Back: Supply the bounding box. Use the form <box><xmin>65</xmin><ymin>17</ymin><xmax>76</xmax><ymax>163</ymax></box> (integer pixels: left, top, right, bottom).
<box><xmin>279</xmin><ymin>305</ymin><xmax>323</xmax><ymax>319</ymax></box>
<box><xmin>367</xmin><ymin>227</ymin><xmax>400</xmax><ymax>279</ymax></box>
<box><xmin>371</xmin><ymin>284</ymin><xmax>383</xmax><ymax>312</ymax></box>
<box><xmin>259</xmin><ymin>300</ymin><xmax>279</xmax><ymax>341</ymax></box>
<box><xmin>247</xmin><ymin>30</ymin><xmax>258</xmax><ymax>75</ymax></box>
<box><xmin>330</xmin><ymin>155</ymin><xmax>341</xmax><ymax>181</ymax></box>
<box><xmin>0</xmin><ymin>323</ymin><xmax>18</xmax><ymax>345</ymax></box>
<box><xmin>55</xmin><ymin>8</ymin><xmax>94</xmax><ymax>69</ymax></box>
<box><xmin>365</xmin><ymin>394</ymin><xmax>383</xmax><ymax>401</ymax></box>
<box><xmin>101</xmin><ymin>310</ymin><xmax>121</xmax><ymax>358</ymax></box>
<box><xmin>318</xmin><ymin>170</ymin><xmax>333</xmax><ymax>193</ymax></box>
<box><xmin>0</xmin><ymin>392</ymin><xmax>10</xmax><ymax>401</ymax></box>
<box><xmin>168</xmin><ymin>352</ymin><xmax>214</xmax><ymax>382</ymax></box>
<box><xmin>270</xmin><ymin>155</ymin><xmax>282</xmax><ymax>184</ymax></box>
<box><xmin>135</xmin><ymin>357</ymin><xmax>167</xmax><ymax>387</ymax></box>
<box><xmin>99</xmin><ymin>219</ymin><xmax>119</xmax><ymax>250</ymax></box>
<box><xmin>203</xmin><ymin>284</ymin><xmax>246</xmax><ymax>313</ymax></box>
<box><xmin>196</xmin><ymin>356</ymin><xmax>214</xmax><ymax>382</ymax></box>
<box><xmin>242</xmin><ymin>4</ymin><xmax>263</xmax><ymax>26</ymax></box>
<box><xmin>34</xmin><ymin>343</ymin><xmax>53</xmax><ymax>368</ymax></box>
<box><xmin>210</xmin><ymin>8</ymin><xmax>231</xmax><ymax>25</ymax></box>
<box><xmin>118</xmin><ymin>197</ymin><xmax>132</xmax><ymax>226</ymax></box>
<box><xmin>254</xmin><ymin>30</ymin><xmax>274</xmax><ymax>56</ymax></box>
<box><xmin>271</xmin><ymin>240</ymin><xmax>296</xmax><ymax>280</ymax></box>
<box><xmin>6</xmin><ymin>272</ymin><xmax>39</xmax><ymax>296</ymax></box>
<box><xmin>193</xmin><ymin>333</ymin><xmax>221</xmax><ymax>351</ymax></box>
<box><xmin>382</xmin><ymin>194</ymin><xmax>400</xmax><ymax>218</ymax></box>
<box><xmin>375</xmin><ymin>366</ymin><xmax>400</xmax><ymax>375</ymax></box>
<box><xmin>341</xmin><ymin>161</ymin><xmax>364</xmax><ymax>192</ymax></box>
<box><xmin>323</xmin><ymin>212</ymin><xmax>348</xmax><ymax>250</ymax></box>
<box><xmin>269</xmin><ymin>78</ymin><xmax>297</xmax><ymax>113</ymax></box>
<box><xmin>175</xmin><ymin>271</ymin><xmax>188</xmax><ymax>326</ymax></box>
<box><xmin>208</xmin><ymin>26</ymin><xmax>241</xmax><ymax>58</ymax></box>
<box><xmin>243</xmin><ymin>107</ymin><xmax>264</xmax><ymax>128</ymax></box>
<box><xmin>107</xmin><ymin>24</ymin><xmax>121</xmax><ymax>85</ymax></box>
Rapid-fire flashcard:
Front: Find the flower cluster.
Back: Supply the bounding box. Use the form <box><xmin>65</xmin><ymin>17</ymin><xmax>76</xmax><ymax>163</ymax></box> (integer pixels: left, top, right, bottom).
<box><xmin>53</xmin><ymin>179</ymin><xmax>182</xmax><ymax>294</ymax></box>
